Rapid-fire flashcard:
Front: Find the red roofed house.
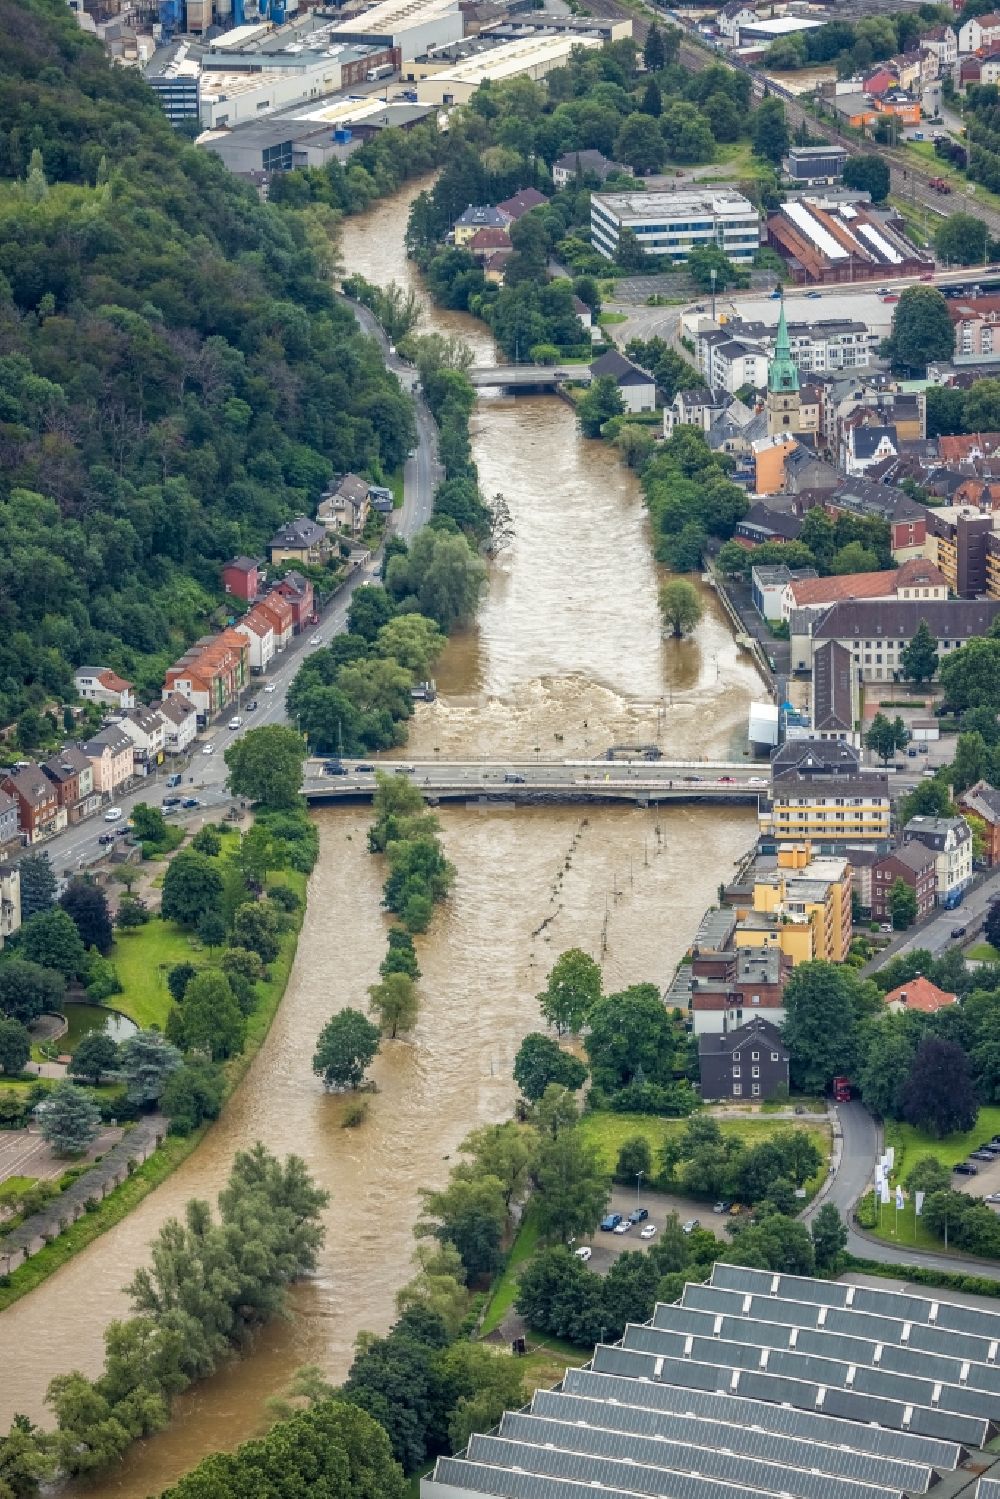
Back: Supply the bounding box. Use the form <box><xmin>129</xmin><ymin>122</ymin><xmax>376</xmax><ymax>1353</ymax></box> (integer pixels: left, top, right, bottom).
<box><xmin>781</xmin><ymin>558</ymin><xmax>947</xmax><ymax>620</ymax></box>
<box><xmin>164</xmin><ymin>628</ymin><xmax>250</xmax><ymax>720</ymax></box>
<box><xmin>862</xmin><ymin>66</ymin><xmax>898</xmax><ymax>95</ymax></box>
<box><xmin>883</xmin><ymin>974</ymin><xmax>957</xmax><ymax>1014</ymax></box>
<box><xmin>222</xmin><ymin>557</ymin><xmax>261</xmax><ymax>602</ymax></box>
<box><xmin>234</xmin><ymin>604</ymin><xmax>276</xmax><ymax>674</ymax></box>
<box><xmin>938</xmin><ymin>431</ymin><xmax>1000</xmax><ymax>462</ymax></box>
<box><xmin>73</xmin><ymin>667</ymin><xmax>135</xmax><ymax>710</ymax></box>
<box><xmin>257</xmin><ymin>590</ymin><xmax>295</xmax><ymax>652</ymax></box>
<box><xmin>273</xmin><ymin>571</ymin><xmax>315</xmax><ymax>632</ymax></box>
<box><xmin>495</xmin><ymin>187</ymin><xmax>548</xmax><ymax>221</ymax></box>
<box><xmin>468</xmin><ymin>226</ymin><xmax>513</xmax><ymax>261</ymax></box>
<box><xmin>1</xmin><ymin>763</ymin><xmax>65</xmax><ymax>844</ymax></box>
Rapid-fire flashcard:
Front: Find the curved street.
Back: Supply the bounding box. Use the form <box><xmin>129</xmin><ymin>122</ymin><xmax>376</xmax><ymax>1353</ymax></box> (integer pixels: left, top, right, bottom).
<box><xmin>803</xmin><ymin>1100</ymin><xmax>1000</xmax><ymax>1280</ymax></box>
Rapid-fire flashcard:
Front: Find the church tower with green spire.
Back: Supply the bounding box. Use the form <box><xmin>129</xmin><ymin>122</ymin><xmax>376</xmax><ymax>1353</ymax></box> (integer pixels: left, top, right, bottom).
<box><xmin>766</xmin><ymin>296</ymin><xmax>802</xmax><ymax>438</ymax></box>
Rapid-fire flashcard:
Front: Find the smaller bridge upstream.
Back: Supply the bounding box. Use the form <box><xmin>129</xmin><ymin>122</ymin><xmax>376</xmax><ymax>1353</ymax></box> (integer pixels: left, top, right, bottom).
<box><xmin>467</xmin><ymin>365</ymin><xmax>592</xmax><ymax>390</ymax></box>
<box><xmin>302</xmin><ymin>758</ymin><xmax>768</xmax><ymax>807</ymax></box>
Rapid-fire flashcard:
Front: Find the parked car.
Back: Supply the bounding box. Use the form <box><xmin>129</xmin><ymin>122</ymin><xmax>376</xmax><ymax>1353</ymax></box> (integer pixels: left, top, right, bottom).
<box><xmin>166</xmin><ymin>773</ymin><xmax>182</xmax><ymax>788</ymax></box>
<box><xmin>712</xmin><ymin>1201</ymin><xmax>730</xmax><ymax>1215</ymax></box>
<box><xmin>264</xmin><ymin>683</ymin><xmax>277</xmax><ymax>693</ymax></box>
<box><xmin>639</xmin><ymin>1224</ymin><xmax>657</xmax><ymax>1239</ymax></box>
<box><xmin>162</xmin><ymin>796</ymin><xmax>182</xmax><ymax>808</ymax></box>
<box><xmin>954</xmin><ymin>1162</ymin><xmax>979</xmax><ymax>1175</ymax></box>
<box><xmin>245</xmin><ymin>700</ymin><xmax>258</xmax><ymax>712</ymax></box>
<box><xmin>951</xmin><ymin>926</ymin><xmax>967</xmax><ymax>938</ymax></box>
<box><xmin>879</xmin><ymin>923</ymin><xmax>893</xmax><ymax>934</ymax></box>
<box><xmin>98</xmin><ymin>832</ymin><xmax>115</xmax><ymax>846</ymax></box>
<box><xmin>599</xmin><ymin>1213</ymin><xmax>622</xmax><ymax>1232</ymax></box>
<box><xmin>309</xmin><ymin>634</ymin><xmax>322</xmax><ymax>646</ymax></box>
<box><xmin>182</xmin><ymin>797</ymin><xmax>200</xmax><ymax>809</ymax></box>
<box><xmin>202</xmin><ymin>743</ymin><xmax>214</xmax><ymax>755</ymax></box>
<box><xmin>628</xmin><ymin>1208</ymin><xmax>649</xmax><ymax>1224</ymax></box>
<box><xmin>986</xmin><ymin>1192</ymin><xmax>1000</xmax><ymax>1204</ymax></box>
<box><xmin>682</xmin><ymin>1218</ymin><xmax>701</xmax><ymax>1234</ymax></box>
<box><xmin>228</xmin><ymin>716</ymin><xmax>243</xmax><ymax>730</ymax></box>
<box><xmin>970</xmin><ymin>1149</ymin><xmax>994</xmax><ymax>1161</ymax></box>
<box><xmin>104</xmin><ymin>807</ymin><xmax>123</xmax><ymax>822</ymax></box>
<box><xmin>574</xmin><ymin>1246</ymin><xmax>592</xmax><ymax>1261</ymax></box>
<box><xmin>613</xmin><ymin>1219</ymin><xmax>632</xmax><ymax>1234</ymax></box>
<box><xmin>805</xmin><ymin>289</ymin><xmax>821</xmax><ymax>298</ymax></box>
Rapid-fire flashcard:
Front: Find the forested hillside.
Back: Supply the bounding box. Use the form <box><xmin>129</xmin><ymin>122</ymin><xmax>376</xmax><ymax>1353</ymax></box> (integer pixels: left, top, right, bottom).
<box><xmin>0</xmin><ymin>0</ymin><xmax>415</xmax><ymax>725</ymax></box>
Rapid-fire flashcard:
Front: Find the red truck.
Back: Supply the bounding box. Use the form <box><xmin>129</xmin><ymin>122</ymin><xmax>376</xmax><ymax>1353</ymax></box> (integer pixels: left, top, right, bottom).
<box><xmin>833</xmin><ymin>1076</ymin><xmax>851</xmax><ymax>1103</ymax></box>
<box><xmin>929</xmin><ymin>177</ymin><xmax>952</xmax><ymax>194</ymax></box>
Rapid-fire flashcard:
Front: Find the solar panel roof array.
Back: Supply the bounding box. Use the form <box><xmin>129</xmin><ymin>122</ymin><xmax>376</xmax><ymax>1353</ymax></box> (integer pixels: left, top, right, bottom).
<box><xmin>421</xmin><ymin>1271</ymin><xmax>1000</xmax><ymax>1499</ymax></box>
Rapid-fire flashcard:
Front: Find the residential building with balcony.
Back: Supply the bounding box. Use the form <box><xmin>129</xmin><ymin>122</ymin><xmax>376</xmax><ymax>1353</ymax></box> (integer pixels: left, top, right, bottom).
<box><xmin>114</xmin><ymin>705</ymin><xmax>166</xmax><ymax>776</ymax></box>
<box><xmin>234</xmin><ymin>605</ymin><xmax>276</xmax><ymax>674</ymax></box>
<box><xmin>761</xmin><ymin>771</ymin><xmax>891</xmax><ymax>845</ymax></box>
<box><xmin>737</xmin><ymin>844</ymin><xmax>853</xmax><ymax>964</ymax></box>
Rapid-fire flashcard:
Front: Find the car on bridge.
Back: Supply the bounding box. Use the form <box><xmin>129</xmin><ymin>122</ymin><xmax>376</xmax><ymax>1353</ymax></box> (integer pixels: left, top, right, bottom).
<box><xmin>504</xmin><ymin>772</ymin><xmax>526</xmax><ymax>784</ymax></box>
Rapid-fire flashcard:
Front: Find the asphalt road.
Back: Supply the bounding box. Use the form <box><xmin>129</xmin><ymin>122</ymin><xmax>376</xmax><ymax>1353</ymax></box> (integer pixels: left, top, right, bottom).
<box><xmin>41</xmin><ymin>310</ymin><xmax>440</xmax><ymax>880</ymax></box>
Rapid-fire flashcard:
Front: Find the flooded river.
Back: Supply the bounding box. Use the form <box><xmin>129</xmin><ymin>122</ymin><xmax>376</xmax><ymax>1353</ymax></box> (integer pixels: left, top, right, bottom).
<box><xmin>0</xmin><ymin>177</ymin><xmax>759</xmax><ymax>1494</ymax></box>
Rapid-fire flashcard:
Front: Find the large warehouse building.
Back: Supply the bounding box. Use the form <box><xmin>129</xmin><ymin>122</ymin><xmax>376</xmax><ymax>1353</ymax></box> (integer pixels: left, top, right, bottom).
<box><xmin>414</xmin><ymin>31</ymin><xmax>601</xmax><ymax>104</ymax></box>
<box><xmin>423</xmin><ymin>1264</ymin><xmax>1000</xmax><ymax>1499</ymax></box>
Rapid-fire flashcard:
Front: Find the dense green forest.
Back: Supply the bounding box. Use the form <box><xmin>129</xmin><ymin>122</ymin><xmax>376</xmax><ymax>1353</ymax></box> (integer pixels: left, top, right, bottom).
<box><xmin>0</xmin><ymin>0</ymin><xmax>416</xmax><ymax>726</ymax></box>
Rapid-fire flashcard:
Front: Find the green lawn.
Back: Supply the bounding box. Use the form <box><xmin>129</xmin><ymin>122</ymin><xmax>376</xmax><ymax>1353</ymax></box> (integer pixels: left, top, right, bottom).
<box><xmin>112</xmin><ymin>919</ymin><xmax>200</xmax><ymax>1029</ymax></box>
<box><xmin>576</xmin><ymin>1111</ymin><xmax>831</xmax><ymax>1174</ymax></box>
<box><xmin>885</xmin><ymin>1106</ymin><xmax>1000</xmax><ymax>1178</ymax></box>
<box><xmin>481</xmin><ymin>1215</ymin><xmax>541</xmax><ymax>1336</ymax></box>
<box><xmin>598</xmin><ymin>311</ymin><xmax>627</xmax><ymax>326</ymax></box>
<box><xmin>969</xmin><ymin>943</ymin><xmax>1000</xmax><ymax>963</ymax></box>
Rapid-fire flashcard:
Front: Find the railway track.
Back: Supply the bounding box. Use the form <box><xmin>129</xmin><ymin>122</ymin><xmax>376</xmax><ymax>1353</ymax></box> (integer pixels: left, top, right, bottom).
<box><xmin>584</xmin><ymin>0</ymin><xmax>1000</xmax><ymax>238</ymax></box>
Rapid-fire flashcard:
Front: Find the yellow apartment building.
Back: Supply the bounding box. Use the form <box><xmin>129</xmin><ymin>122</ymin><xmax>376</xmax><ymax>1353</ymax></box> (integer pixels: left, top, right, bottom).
<box><xmin>734</xmin><ymin>844</ymin><xmax>853</xmax><ymax>964</ymax></box>
<box><xmin>761</xmin><ymin>771</ymin><xmax>891</xmax><ymax>844</ymax></box>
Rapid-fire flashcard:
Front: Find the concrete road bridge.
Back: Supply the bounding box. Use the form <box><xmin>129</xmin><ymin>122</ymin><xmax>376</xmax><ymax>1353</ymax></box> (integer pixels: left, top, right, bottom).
<box><xmin>301</xmin><ymin>758</ymin><xmax>768</xmax><ymax>806</ymax></box>
<box><xmin>467</xmin><ymin>365</ymin><xmax>592</xmax><ymax>390</ymax></box>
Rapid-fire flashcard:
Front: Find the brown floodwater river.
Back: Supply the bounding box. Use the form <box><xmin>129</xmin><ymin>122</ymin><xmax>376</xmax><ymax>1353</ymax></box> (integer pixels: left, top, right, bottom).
<box><xmin>0</xmin><ymin>178</ymin><xmax>759</xmax><ymax>1495</ymax></box>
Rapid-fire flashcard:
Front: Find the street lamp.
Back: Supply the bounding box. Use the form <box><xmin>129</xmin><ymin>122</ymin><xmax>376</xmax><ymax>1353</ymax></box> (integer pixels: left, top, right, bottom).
<box><xmin>636</xmin><ymin>1169</ymin><xmax>644</xmax><ymax>1209</ymax></box>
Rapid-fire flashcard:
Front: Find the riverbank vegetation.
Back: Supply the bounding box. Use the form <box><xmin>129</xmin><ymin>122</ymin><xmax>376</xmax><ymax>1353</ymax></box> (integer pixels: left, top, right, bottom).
<box><xmin>0</xmin><ymin>1147</ymin><xmax>328</xmax><ymax>1491</ymax></box>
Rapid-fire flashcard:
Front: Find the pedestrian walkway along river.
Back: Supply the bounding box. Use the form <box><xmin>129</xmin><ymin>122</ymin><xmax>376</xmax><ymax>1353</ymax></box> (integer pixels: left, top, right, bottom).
<box><xmin>0</xmin><ymin>177</ymin><xmax>759</xmax><ymax>1496</ymax></box>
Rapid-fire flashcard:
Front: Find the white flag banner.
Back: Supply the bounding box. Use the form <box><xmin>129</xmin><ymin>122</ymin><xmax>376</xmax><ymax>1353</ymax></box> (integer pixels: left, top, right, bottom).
<box><xmin>881</xmin><ymin>1179</ymin><xmax>891</xmax><ymax>1205</ymax></box>
<box><xmin>915</xmin><ymin>1190</ymin><xmax>925</xmax><ymax>1217</ymax></box>
<box><xmin>880</xmin><ymin>1153</ymin><xmax>891</xmax><ymax>1175</ymax></box>
<box><xmin>875</xmin><ymin>1167</ymin><xmax>883</xmax><ymax>1189</ymax></box>
<box><xmin>896</xmin><ymin>1185</ymin><xmax>905</xmax><ymax>1210</ymax></box>
<box><xmin>886</xmin><ymin>1146</ymin><xmax>895</xmax><ymax>1170</ymax></box>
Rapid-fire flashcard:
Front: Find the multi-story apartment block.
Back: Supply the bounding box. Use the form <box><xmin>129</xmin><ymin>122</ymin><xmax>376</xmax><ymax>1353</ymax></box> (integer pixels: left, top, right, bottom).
<box><xmin>761</xmin><ymin>770</ymin><xmax>891</xmax><ymax>845</ymax></box>
<box><xmin>736</xmin><ymin>843</ymin><xmax>853</xmax><ymax>965</ymax></box>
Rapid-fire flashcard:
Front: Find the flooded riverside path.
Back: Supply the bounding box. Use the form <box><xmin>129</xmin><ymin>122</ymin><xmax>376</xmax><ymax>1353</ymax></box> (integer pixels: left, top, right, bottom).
<box><xmin>0</xmin><ymin>178</ymin><xmax>759</xmax><ymax>1494</ymax></box>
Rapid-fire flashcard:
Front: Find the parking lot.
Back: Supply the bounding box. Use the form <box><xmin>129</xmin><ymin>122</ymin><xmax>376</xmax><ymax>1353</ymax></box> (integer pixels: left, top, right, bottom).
<box><xmin>579</xmin><ymin>1186</ymin><xmax>732</xmax><ymax>1274</ymax></box>
<box><xmin>0</xmin><ymin>1124</ymin><xmax>122</xmax><ymax>1191</ymax></box>
<box><xmin>956</xmin><ymin>1142</ymin><xmax>1000</xmax><ymax>1203</ymax></box>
